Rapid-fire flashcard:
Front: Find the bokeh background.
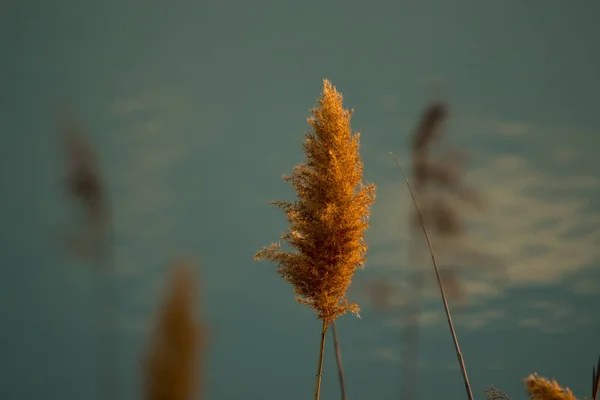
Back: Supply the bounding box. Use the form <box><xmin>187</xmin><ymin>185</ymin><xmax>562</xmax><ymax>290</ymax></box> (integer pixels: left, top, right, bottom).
<box><xmin>2</xmin><ymin>0</ymin><xmax>600</xmax><ymax>399</ymax></box>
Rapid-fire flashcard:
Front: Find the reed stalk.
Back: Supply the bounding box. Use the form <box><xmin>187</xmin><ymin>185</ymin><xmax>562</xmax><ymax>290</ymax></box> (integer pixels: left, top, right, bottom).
<box><xmin>332</xmin><ymin>321</ymin><xmax>348</xmax><ymax>400</ymax></box>
<box><xmin>390</xmin><ymin>152</ymin><xmax>474</xmax><ymax>400</ymax></box>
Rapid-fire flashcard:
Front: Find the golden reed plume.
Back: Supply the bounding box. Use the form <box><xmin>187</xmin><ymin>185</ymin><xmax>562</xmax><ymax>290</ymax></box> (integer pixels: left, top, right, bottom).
<box><xmin>524</xmin><ymin>359</ymin><xmax>600</xmax><ymax>400</ymax></box>
<box><xmin>255</xmin><ymin>79</ymin><xmax>376</xmax><ymax>400</ymax></box>
<box><xmin>143</xmin><ymin>259</ymin><xmax>206</xmax><ymax>400</ymax></box>
<box><xmin>525</xmin><ymin>373</ymin><xmax>578</xmax><ymax>400</ymax></box>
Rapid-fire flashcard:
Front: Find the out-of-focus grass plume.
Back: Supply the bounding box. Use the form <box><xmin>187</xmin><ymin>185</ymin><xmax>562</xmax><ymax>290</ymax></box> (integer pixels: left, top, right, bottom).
<box><xmin>57</xmin><ymin>107</ymin><xmax>110</xmax><ymax>261</ymax></box>
<box><xmin>389</xmin><ymin>100</ymin><xmax>488</xmax><ymax>400</ymax></box>
<box><xmin>143</xmin><ymin>259</ymin><xmax>206</xmax><ymax>400</ymax></box>
<box><xmin>409</xmin><ymin>101</ymin><xmax>487</xmax><ymax>299</ymax></box>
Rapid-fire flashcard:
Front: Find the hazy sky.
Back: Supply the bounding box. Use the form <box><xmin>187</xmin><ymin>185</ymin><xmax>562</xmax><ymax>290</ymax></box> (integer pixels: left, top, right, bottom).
<box><xmin>2</xmin><ymin>0</ymin><xmax>600</xmax><ymax>399</ymax></box>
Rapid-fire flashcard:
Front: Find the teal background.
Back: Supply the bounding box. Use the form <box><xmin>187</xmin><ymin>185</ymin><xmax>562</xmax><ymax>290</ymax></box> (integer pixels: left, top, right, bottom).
<box><xmin>2</xmin><ymin>0</ymin><xmax>599</xmax><ymax>399</ymax></box>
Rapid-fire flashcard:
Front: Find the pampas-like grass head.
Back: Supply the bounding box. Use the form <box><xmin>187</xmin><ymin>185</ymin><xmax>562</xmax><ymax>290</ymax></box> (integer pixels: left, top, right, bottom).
<box><xmin>525</xmin><ymin>373</ymin><xmax>578</xmax><ymax>400</ymax></box>
<box><xmin>254</xmin><ymin>79</ymin><xmax>376</xmax><ymax>324</ymax></box>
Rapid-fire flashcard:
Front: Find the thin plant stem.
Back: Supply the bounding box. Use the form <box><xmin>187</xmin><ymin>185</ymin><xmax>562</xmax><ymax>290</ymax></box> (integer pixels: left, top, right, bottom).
<box><xmin>59</xmin><ymin>112</ymin><xmax>118</xmax><ymax>400</ymax></box>
<box><xmin>104</xmin><ymin>218</ymin><xmax>118</xmax><ymax>400</ymax></box>
<box><xmin>93</xmin><ymin>205</ymin><xmax>118</xmax><ymax>400</ymax></box>
<box><xmin>592</xmin><ymin>355</ymin><xmax>600</xmax><ymax>400</ymax></box>
<box><xmin>390</xmin><ymin>152</ymin><xmax>474</xmax><ymax>400</ymax></box>
<box><xmin>401</xmin><ymin>271</ymin><xmax>424</xmax><ymax>400</ymax></box>
<box><xmin>314</xmin><ymin>320</ymin><xmax>329</xmax><ymax>400</ymax></box>
<box><xmin>331</xmin><ymin>321</ymin><xmax>348</xmax><ymax>400</ymax></box>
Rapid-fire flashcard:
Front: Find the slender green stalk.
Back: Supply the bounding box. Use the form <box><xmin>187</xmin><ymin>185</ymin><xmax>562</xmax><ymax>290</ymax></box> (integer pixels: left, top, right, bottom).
<box><xmin>331</xmin><ymin>321</ymin><xmax>348</xmax><ymax>400</ymax></box>
<box><xmin>390</xmin><ymin>152</ymin><xmax>474</xmax><ymax>400</ymax></box>
<box><xmin>314</xmin><ymin>321</ymin><xmax>329</xmax><ymax>400</ymax></box>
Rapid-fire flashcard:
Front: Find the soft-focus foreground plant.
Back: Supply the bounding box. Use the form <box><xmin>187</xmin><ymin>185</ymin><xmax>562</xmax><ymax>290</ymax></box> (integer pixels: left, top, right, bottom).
<box><xmin>144</xmin><ymin>259</ymin><xmax>206</xmax><ymax>400</ymax></box>
<box><xmin>255</xmin><ymin>79</ymin><xmax>376</xmax><ymax>400</ymax></box>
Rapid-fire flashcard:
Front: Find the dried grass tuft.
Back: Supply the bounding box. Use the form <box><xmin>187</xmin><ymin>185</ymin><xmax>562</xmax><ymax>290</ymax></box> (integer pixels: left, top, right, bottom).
<box><xmin>484</xmin><ymin>385</ymin><xmax>512</xmax><ymax>400</ymax></box>
<box><xmin>255</xmin><ymin>79</ymin><xmax>376</xmax><ymax>323</ymax></box>
<box><xmin>525</xmin><ymin>373</ymin><xmax>578</xmax><ymax>400</ymax></box>
<box><xmin>255</xmin><ymin>79</ymin><xmax>375</xmax><ymax>400</ymax></box>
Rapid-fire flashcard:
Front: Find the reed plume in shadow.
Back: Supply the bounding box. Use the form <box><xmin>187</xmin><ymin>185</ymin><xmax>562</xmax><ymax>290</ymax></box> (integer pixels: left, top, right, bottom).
<box><xmin>57</xmin><ymin>108</ymin><xmax>118</xmax><ymax>400</ymax></box>
<box><xmin>59</xmin><ymin>110</ymin><xmax>110</xmax><ymax>260</ymax></box>
<box><xmin>401</xmin><ymin>101</ymin><xmax>484</xmax><ymax>400</ymax></box>
<box><xmin>364</xmin><ymin>100</ymin><xmax>505</xmax><ymax>400</ymax></box>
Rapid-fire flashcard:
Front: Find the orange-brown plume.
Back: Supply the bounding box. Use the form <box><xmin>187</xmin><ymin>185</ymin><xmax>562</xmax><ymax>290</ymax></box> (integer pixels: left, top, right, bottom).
<box><xmin>254</xmin><ymin>79</ymin><xmax>376</xmax><ymax>324</ymax></box>
<box><xmin>143</xmin><ymin>259</ymin><xmax>206</xmax><ymax>400</ymax></box>
<box><xmin>525</xmin><ymin>373</ymin><xmax>578</xmax><ymax>400</ymax></box>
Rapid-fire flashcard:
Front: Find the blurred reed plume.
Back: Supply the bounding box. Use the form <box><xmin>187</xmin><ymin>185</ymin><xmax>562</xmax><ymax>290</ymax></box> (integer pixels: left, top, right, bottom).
<box><xmin>57</xmin><ymin>109</ymin><xmax>118</xmax><ymax>400</ymax></box>
<box><xmin>143</xmin><ymin>258</ymin><xmax>206</xmax><ymax>400</ymax></box>
<box><xmin>255</xmin><ymin>79</ymin><xmax>376</xmax><ymax>400</ymax></box>
<box><xmin>59</xmin><ymin>109</ymin><xmax>110</xmax><ymax>261</ymax></box>
<box><xmin>525</xmin><ymin>373</ymin><xmax>578</xmax><ymax>400</ymax></box>
<box><xmin>391</xmin><ymin>153</ymin><xmax>474</xmax><ymax>400</ymax></box>
<box><xmin>393</xmin><ymin>99</ymin><xmax>484</xmax><ymax>400</ymax></box>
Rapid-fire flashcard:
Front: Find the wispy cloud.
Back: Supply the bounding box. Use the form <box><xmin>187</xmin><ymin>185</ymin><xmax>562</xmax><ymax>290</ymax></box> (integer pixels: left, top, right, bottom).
<box><xmin>365</xmin><ymin>113</ymin><xmax>600</xmax><ymax>331</ymax></box>
<box><xmin>384</xmin><ymin>308</ymin><xmax>506</xmax><ymax>332</ymax></box>
<box><xmin>568</xmin><ymin>278</ymin><xmax>600</xmax><ymax>295</ymax></box>
<box><xmin>369</xmin><ymin>348</ymin><xmax>433</xmax><ymax>368</ymax></box>
<box><xmin>369</xmin><ymin>140</ymin><xmax>600</xmax><ymax>291</ymax></box>
<box><xmin>463</xmin><ymin>153</ymin><xmax>600</xmax><ymax>287</ymax></box>
<box><xmin>493</xmin><ymin>120</ymin><xmax>530</xmax><ymax>136</ymax></box>
<box><xmin>516</xmin><ymin>300</ymin><xmax>595</xmax><ymax>334</ymax></box>
<box><xmin>371</xmin><ymin>347</ymin><xmax>401</xmax><ymax>363</ymax></box>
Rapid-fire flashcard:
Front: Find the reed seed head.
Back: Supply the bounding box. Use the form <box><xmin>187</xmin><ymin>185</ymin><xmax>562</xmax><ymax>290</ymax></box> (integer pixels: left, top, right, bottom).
<box><xmin>58</xmin><ymin>110</ymin><xmax>110</xmax><ymax>261</ymax></box>
<box><xmin>255</xmin><ymin>79</ymin><xmax>376</xmax><ymax>324</ymax></box>
<box><xmin>525</xmin><ymin>373</ymin><xmax>578</xmax><ymax>400</ymax></box>
<box><xmin>60</xmin><ymin>113</ymin><xmax>106</xmax><ymax>224</ymax></box>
